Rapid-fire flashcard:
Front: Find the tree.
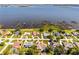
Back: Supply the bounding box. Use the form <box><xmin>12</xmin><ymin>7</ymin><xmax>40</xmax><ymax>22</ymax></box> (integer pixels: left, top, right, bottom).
<box><xmin>39</xmin><ymin>28</ymin><xmax>44</xmax><ymax>39</ymax></box>
<box><xmin>42</xmin><ymin>46</ymin><xmax>54</xmax><ymax>55</ymax></box>
<box><xmin>69</xmin><ymin>47</ymin><xmax>79</xmax><ymax>55</ymax></box>
<box><xmin>76</xmin><ymin>30</ymin><xmax>79</xmax><ymax>32</ymax></box>
<box><xmin>0</xmin><ymin>42</ymin><xmax>5</xmax><ymax>46</ymax></box>
<box><xmin>70</xmin><ymin>49</ymin><xmax>79</xmax><ymax>55</ymax></box>
<box><xmin>48</xmin><ymin>28</ymin><xmax>53</xmax><ymax>35</ymax></box>
<box><xmin>25</xmin><ymin>48</ymin><xmax>33</xmax><ymax>55</ymax></box>
<box><xmin>56</xmin><ymin>36</ymin><xmax>61</xmax><ymax>42</ymax></box>
<box><xmin>39</xmin><ymin>28</ymin><xmax>44</xmax><ymax>33</ymax></box>
<box><xmin>53</xmin><ymin>46</ymin><xmax>64</xmax><ymax>55</ymax></box>
<box><xmin>47</xmin><ymin>35</ymin><xmax>53</xmax><ymax>39</ymax></box>
<box><xmin>14</xmin><ymin>23</ymin><xmax>22</xmax><ymax>37</ymax></box>
<box><xmin>71</xmin><ymin>21</ymin><xmax>77</xmax><ymax>24</ymax></box>
<box><xmin>25</xmin><ymin>45</ymin><xmax>39</xmax><ymax>55</ymax></box>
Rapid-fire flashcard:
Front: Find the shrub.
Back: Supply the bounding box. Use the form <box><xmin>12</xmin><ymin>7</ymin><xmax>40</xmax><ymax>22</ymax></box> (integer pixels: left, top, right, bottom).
<box><xmin>53</xmin><ymin>46</ymin><xmax>64</xmax><ymax>55</ymax></box>
<box><xmin>0</xmin><ymin>42</ymin><xmax>5</xmax><ymax>46</ymax></box>
<box><xmin>43</xmin><ymin>46</ymin><xmax>53</xmax><ymax>55</ymax></box>
<box><xmin>70</xmin><ymin>47</ymin><xmax>79</xmax><ymax>55</ymax></box>
<box><xmin>47</xmin><ymin>35</ymin><xmax>53</xmax><ymax>39</ymax></box>
<box><xmin>25</xmin><ymin>45</ymin><xmax>39</xmax><ymax>55</ymax></box>
<box><xmin>25</xmin><ymin>48</ymin><xmax>33</xmax><ymax>55</ymax></box>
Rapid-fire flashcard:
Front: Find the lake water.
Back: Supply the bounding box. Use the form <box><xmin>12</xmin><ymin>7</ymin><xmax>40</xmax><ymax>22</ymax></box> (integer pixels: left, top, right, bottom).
<box><xmin>0</xmin><ymin>5</ymin><xmax>79</xmax><ymax>25</ymax></box>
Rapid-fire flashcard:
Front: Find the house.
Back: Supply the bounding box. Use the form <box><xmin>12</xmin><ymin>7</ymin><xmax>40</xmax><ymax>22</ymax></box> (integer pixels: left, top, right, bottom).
<box><xmin>65</xmin><ymin>43</ymin><xmax>73</xmax><ymax>48</ymax></box>
<box><xmin>55</xmin><ymin>32</ymin><xmax>61</xmax><ymax>36</ymax></box>
<box><xmin>32</xmin><ymin>32</ymin><xmax>40</xmax><ymax>36</ymax></box>
<box><xmin>43</xmin><ymin>32</ymin><xmax>50</xmax><ymax>37</ymax></box>
<box><xmin>24</xmin><ymin>32</ymin><xmax>31</xmax><ymax>36</ymax></box>
<box><xmin>15</xmin><ymin>31</ymin><xmax>20</xmax><ymax>36</ymax></box>
<box><xmin>24</xmin><ymin>42</ymin><xmax>33</xmax><ymax>48</ymax></box>
<box><xmin>13</xmin><ymin>41</ymin><xmax>21</xmax><ymax>49</ymax></box>
<box><xmin>72</xmin><ymin>32</ymin><xmax>79</xmax><ymax>36</ymax></box>
<box><xmin>7</xmin><ymin>42</ymin><xmax>13</xmax><ymax>45</ymax></box>
<box><xmin>36</xmin><ymin>40</ymin><xmax>47</xmax><ymax>51</ymax></box>
<box><xmin>0</xmin><ymin>29</ymin><xmax>12</xmax><ymax>37</ymax></box>
<box><xmin>73</xmin><ymin>42</ymin><xmax>79</xmax><ymax>48</ymax></box>
<box><xmin>0</xmin><ymin>40</ymin><xmax>3</xmax><ymax>44</ymax></box>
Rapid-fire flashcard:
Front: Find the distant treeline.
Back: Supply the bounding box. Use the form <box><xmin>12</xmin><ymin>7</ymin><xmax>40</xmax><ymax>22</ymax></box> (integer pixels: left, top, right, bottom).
<box><xmin>0</xmin><ymin>20</ymin><xmax>78</xmax><ymax>30</ymax></box>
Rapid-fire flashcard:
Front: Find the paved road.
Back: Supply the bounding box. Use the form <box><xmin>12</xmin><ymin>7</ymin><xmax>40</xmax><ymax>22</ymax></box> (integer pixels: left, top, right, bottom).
<box><xmin>0</xmin><ymin>32</ymin><xmax>50</xmax><ymax>54</ymax></box>
<box><xmin>0</xmin><ymin>34</ymin><xmax>14</xmax><ymax>54</ymax></box>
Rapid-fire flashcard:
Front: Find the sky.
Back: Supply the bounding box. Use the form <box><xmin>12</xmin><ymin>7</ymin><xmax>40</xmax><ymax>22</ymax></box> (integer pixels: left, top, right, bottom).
<box><xmin>0</xmin><ymin>5</ymin><xmax>79</xmax><ymax>24</ymax></box>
